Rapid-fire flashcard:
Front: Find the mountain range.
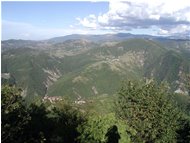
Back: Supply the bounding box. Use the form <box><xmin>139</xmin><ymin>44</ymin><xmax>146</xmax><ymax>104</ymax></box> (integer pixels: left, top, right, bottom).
<box><xmin>2</xmin><ymin>33</ymin><xmax>190</xmax><ymax>102</ymax></box>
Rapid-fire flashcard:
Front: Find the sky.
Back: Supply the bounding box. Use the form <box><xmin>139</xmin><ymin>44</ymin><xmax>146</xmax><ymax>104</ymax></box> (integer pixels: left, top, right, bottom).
<box><xmin>2</xmin><ymin>1</ymin><xmax>190</xmax><ymax>40</ymax></box>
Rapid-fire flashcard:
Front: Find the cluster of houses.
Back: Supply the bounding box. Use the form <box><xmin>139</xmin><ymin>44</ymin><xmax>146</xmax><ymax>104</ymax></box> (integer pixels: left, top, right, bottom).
<box><xmin>74</xmin><ymin>100</ymin><xmax>86</xmax><ymax>104</ymax></box>
<box><xmin>42</xmin><ymin>95</ymin><xmax>87</xmax><ymax>105</ymax></box>
<box><xmin>42</xmin><ymin>95</ymin><xmax>63</xmax><ymax>103</ymax></box>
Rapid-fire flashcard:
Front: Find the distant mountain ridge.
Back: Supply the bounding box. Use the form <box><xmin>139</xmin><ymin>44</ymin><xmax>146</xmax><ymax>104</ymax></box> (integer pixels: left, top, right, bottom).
<box><xmin>47</xmin><ymin>33</ymin><xmax>190</xmax><ymax>43</ymax></box>
<box><xmin>2</xmin><ymin>33</ymin><xmax>189</xmax><ymax>52</ymax></box>
<box><xmin>2</xmin><ymin>32</ymin><xmax>189</xmax><ymax>43</ymax></box>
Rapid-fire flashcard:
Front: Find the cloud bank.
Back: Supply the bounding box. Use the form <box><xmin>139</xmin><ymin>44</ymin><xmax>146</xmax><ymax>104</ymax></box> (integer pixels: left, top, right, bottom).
<box><xmin>77</xmin><ymin>0</ymin><xmax>190</xmax><ymax>36</ymax></box>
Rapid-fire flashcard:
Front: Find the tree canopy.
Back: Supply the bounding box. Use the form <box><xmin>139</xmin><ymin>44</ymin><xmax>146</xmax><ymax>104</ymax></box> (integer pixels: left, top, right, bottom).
<box><xmin>2</xmin><ymin>82</ymin><xmax>190</xmax><ymax>143</ymax></box>
<box><xmin>1</xmin><ymin>85</ymin><xmax>30</xmax><ymax>143</ymax></box>
<box><xmin>115</xmin><ymin>80</ymin><xmax>181</xmax><ymax>142</ymax></box>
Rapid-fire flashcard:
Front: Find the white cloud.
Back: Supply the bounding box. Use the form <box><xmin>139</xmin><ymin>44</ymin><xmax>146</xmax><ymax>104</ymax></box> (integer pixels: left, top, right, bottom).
<box><xmin>158</xmin><ymin>24</ymin><xmax>190</xmax><ymax>36</ymax></box>
<box><xmin>76</xmin><ymin>14</ymin><xmax>97</xmax><ymax>29</ymax></box>
<box><xmin>158</xmin><ymin>29</ymin><xmax>169</xmax><ymax>35</ymax></box>
<box><xmin>77</xmin><ymin>0</ymin><xmax>190</xmax><ymax>36</ymax></box>
<box><xmin>69</xmin><ymin>25</ymin><xmax>74</xmax><ymax>28</ymax></box>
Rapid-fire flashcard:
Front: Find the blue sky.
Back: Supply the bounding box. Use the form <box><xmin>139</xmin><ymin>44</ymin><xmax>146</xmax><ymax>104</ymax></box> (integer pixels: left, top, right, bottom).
<box><xmin>2</xmin><ymin>2</ymin><xmax>108</xmax><ymax>28</ymax></box>
<box><xmin>2</xmin><ymin>1</ymin><xmax>190</xmax><ymax>40</ymax></box>
<box><xmin>2</xmin><ymin>1</ymin><xmax>109</xmax><ymax>40</ymax></box>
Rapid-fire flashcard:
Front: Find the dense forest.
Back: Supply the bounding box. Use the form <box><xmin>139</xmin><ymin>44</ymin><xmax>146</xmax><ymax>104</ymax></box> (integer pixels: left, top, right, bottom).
<box><xmin>2</xmin><ymin>79</ymin><xmax>190</xmax><ymax>143</ymax></box>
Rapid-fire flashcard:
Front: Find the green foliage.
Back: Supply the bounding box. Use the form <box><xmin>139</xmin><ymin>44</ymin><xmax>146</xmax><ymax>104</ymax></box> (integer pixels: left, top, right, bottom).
<box><xmin>115</xmin><ymin>80</ymin><xmax>181</xmax><ymax>142</ymax></box>
<box><xmin>155</xmin><ymin>51</ymin><xmax>183</xmax><ymax>83</ymax></box>
<box><xmin>144</xmin><ymin>50</ymin><xmax>190</xmax><ymax>90</ymax></box>
<box><xmin>176</xmin><ymin>115</ymin><xmax>190</xmax><ymax>142</ymax></box>
<box><xmin>1</xmin><ymin>85</ymin><xmax>86</xmax><ymax>143</ymax></box>
<box><xmin>173</xmin><ymin>93</ymin><xmax>190</xmax><ymax>115</ymax></box>
<box><xmin>2</xmin><ymin>83</ymin><xmax>190</xmax><ymax>143</ymax></box>
<box><xmin>22</xmin><ymin>103</ymin><xmax>53</xmax><ymax>143</ymax></box>
<box><xmin>182</xmin><ymin>73</ymin><xmax>190</xmax><ymax>96</ymax></box>
<box><xmin>51</xmin><ymin>105</ymin><xmax>86</xmax><ymax>143</ymax></box>
<box><xmin>74</xmin><ymin>95</ymin><xmax>116</xmax><ymax>115</ymax></box>
<box><xmin>1</xmin><ymin>85</ymin><xmax>31</xmax><ymax>143</ymax></box>
<box><xmin>77</xmin><ymin>113</ymin><xmax>132</xmax><ymax>143</ymax></box>
<box><xmin>22</xmin><ymin>102</ymin><xmax>87</xmax><ymax>143</ymax></box>
<box><xmin>47</xmin><ymin>63</ymin><xmax>124</xmax><ymax>99</ymax></box>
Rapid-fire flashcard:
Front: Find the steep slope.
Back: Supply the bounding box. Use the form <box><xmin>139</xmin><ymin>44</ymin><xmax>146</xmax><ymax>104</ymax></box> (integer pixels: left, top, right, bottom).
<box><xmin>1</xmin><ymin>41</ymin><xmax>97</xmax><ymax>101</ymax></box>
<box><xmin>1</xmin><ymin>48</ymin><xmax>62</xmax><ymax>100</ymax></box>
<box><xmin>145</xmin><ymin>50</ymin><xmax>190</xmax><ymax>91</ymax></box>
<box><xmin>47</xmin><ymin>39</ymin><xmax>169</xmax><ymax>100</ymax></box>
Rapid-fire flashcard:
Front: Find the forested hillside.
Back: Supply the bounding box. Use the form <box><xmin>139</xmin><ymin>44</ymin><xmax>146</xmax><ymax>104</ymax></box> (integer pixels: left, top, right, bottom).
<box><xmin>2</xmin><ymin>35</ymin><xmax>190</xmax><ymax>102</ymax></box>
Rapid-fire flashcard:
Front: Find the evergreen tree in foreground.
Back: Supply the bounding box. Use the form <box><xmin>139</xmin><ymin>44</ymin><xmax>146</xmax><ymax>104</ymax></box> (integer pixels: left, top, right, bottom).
<box><xmin>115</xmin><ymin>80</ymin><xmax>181</xmax><ymax>142</ymax></box>
<box><xmin>1</xmin><ymin>85</ymin><xmax>30</xmax><ymax>143</ymax></box>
